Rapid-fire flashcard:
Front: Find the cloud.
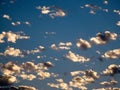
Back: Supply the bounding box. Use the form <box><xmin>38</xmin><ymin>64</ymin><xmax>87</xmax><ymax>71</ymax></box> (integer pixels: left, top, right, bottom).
<box><xmin>3</xmin><ymin>14</ymin><xmax>12</xmax><ymax>20</ymax></box>
<box><xmin>11</xmin><ymin>85</ymin><xmax>37</xmax><ymax>90</ymax></box>
<box><xmin>0</xmin><ymin>75</ymin><xmax>17</xmax><ymax>86</ymax></box>
<box><xmin>116</xmin><ymin>21</ymin><xmax>120</xmax><ymax>26</ymax></box>
<box><xmin>4</xmin><ymin>47</ymin><xmax>22</xmax><ymax>57</ymax></box>
<box><xmin>0</xmin><ymin>31</ymin><xmax>30</xmax><ymax>43</ymax></box>
<box><xmin>51</xmin><ymin>42</ymin><xmax>72</xmax><ymax>50</ymax></box>
<box><xmin>102</xmin><ymin>64</ymin><xmax>120</xmax><ymax>76</ymax></box>
<box><xmin>93</xmin><ymin>87</ymin><xmax>120</xmax><ymax>90</ymax></box>
<box><xmin>36</xmin><ymin>6</ymin><xmax>66</xmax><ymax>18</ymax></box>
<box><xmin>65</xmin><ymin>51</ymin><xmax>90</xmax><ymax>63</ymax></box>
<box><xmin>102</xmin><ymin>49</ymin><xmax>120</xmax><ymax>59</ymax></box>
<box><xmin>100</xmin><ymin>79</ymin><xmax>117</xmax><ymax>86</ymax></box>
<box><xmin>36</xmin><ymin>6</ymin><xmax>51</xmax><ymax>14</ymax></box>
<box><xmin>90</xmin><ymin>31</ymin><xmax>117</xmax><ymax>45</ymax></box>
<box><xmin>76</xmin><ymin>38</ymin><xmax>91</xmax><ymax>50</ymax></box>
<box><xmin>113</xmin><ymin>9</ymin><xmax>120</xmax><ymax>15</ymax></box>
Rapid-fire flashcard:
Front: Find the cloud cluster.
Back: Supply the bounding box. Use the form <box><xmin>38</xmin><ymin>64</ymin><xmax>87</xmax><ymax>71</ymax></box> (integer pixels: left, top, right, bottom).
<box><xmin>81</xmin><ymin>4</ymin><xmax>108</xmax><ymax>14</ymax></box>
<box><xmin>102</xmin><ymin>49</ymin><xmax>120</xmax><ymax>59</ymax></box>
<box><xmin>0</xmin><ymin>31</ymin><xmax>30</xmax><ymax>43</ymax></box>
<box><xmin>113</xmin><ymin>9</ymin><xmax>120</xmax><ymax>15</ymax></box>
<box><xmin>0</xmin><ymin>61</ymin><xmax>55</xmax><ymax>81</ymax></box>
<box><xmin>51</xmin><ymin>42</ymin><xmax>72</xmax><ymax>50</ymax></box>
<box><xmin>36</xmin><ymin>6</ymin><xmax>66</xmax><ymax>18</ymax></box>
<box><xmin>102</xmin><ymin>64</ymin><xmax>120</xmax><ymax>76</ymax></box>
<box><xmin>65</xmin><ymin>51</ymin><xmax>90</xmax><ymax>63</ymax></box>
<box><xmin>76</xmin><ymin>38</ymin><xmax>91</xmax><ymax>50</ymax></box>
<box><xmin>90</xmin><ymin>31</ymin><xmax>117</xmax><ymax>45</ymax></box>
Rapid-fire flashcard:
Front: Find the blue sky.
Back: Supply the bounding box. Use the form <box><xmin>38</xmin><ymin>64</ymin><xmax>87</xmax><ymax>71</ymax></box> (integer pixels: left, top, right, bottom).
<box><xmin>0</xmin><ymin>0</ymin><xmax>120</xmax><ymax>90</ymax></box>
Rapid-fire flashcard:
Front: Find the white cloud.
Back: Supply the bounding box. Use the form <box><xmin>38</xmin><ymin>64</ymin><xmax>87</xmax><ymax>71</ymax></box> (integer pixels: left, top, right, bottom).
<box><xmin>76</xmin><ymin>38</ymin><xmax>91</xmax><ymax>50</ymax></box>
<box><xmin>65</xmin><ymin>51</ymin><xmax>90</xmax><ymax>63</ymax></box>
<box><xmin>3</xmin><ymin>14</ymin><xmax>12</xmax><ymax>20</ymax></box>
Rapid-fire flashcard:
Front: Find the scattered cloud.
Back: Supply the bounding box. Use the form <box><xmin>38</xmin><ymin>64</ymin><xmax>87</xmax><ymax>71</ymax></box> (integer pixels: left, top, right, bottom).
<box><xmin>116</xmin><ymin>21</ymin><xmax>120</xmax><ymax>26</ymax></box>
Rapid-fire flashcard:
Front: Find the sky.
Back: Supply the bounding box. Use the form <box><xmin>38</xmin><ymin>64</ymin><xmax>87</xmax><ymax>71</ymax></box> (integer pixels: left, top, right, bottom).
<box><xmin>0</xmin><ymin>0</ymin><xmax>120</xmax><ymax>90</ymax></box>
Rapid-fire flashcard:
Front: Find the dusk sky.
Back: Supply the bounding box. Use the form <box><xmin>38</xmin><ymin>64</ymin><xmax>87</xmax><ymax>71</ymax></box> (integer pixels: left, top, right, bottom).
<box><xmin>0</xmin><ymin>0</ymin><xmax>120</xmax><ymax>90</ymax></box>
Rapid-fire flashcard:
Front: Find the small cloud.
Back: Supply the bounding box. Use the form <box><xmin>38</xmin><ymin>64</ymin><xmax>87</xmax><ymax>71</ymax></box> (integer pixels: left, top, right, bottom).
<box><xmin>3</xmin><ymin>14</ymin><xmax>12</xmax><ymax>20</ymax></box>
<box><xmin>65</xmin><ymin>51</ymin><xmax>90</xmax><ymax>63</ymax></box>
<box><xmin>76</xmin><ymin>38</ymin><xmax>91</xmax><ymax>50</ymax></box>
<box><xmin>116</xmin><ymin>21</ymin><xmax>120</xmax><ymax>26</ymax></box>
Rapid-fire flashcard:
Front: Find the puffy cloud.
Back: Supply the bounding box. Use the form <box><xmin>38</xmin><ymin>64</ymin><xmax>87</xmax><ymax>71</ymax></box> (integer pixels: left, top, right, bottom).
<box><xmin>90</xmin><ymin>31</ymin><xmax>117</xmax><ymax>45</ymax></box>
<box><xmin>3</xmin><ymin>14</ymin><xmax>12</xmax><ymax>20</ymax></box>
<box><xmin>49</xmin><ymin>9</ymin><xmax>66</xmax><ymax>18</ymax></box>
<box><xmin>48</xmin><ymin>78</ymin><xmax>71</xmax><ymax>90</ymax></box>
<box><xmin>36</xmin><ymin>6</ymin><xmax>51</xmax><ymax>14</ymax></box>
<box><xmin>116</xmin><ymin>21</ymin><xmax>120</xmax><ymax>26</ymax></box>
<box><xmin>102</xmin><ymin>64</ymin><xmax>120</xmax><ymax>76</ymax></box>
<box><xmin>11</xmin><ymin>21</ymin><xmax>21</xmax><ymax>26</ymax></box>
<box><xmin>102</xmin><ymin>49</ymin><xmax>120</xmax><ymax>59</ymax></box>
<box><xmin>4</xmin><ymin>47</ymin><xmax>22</xmax><ymax>57</ymax></box>
<box><xmin>0</xmin><ymin>32</ymin><xmax>6</xmax><ymax>43</ymax></box>
<box><xmin>103</xmin><ymin>0</ymin><xmax>108</xmax><ymax>5</ymax></box>
<box><xmin>51</xmin><ymin>42</ymin><xmax>72</xmax><ymax>50</ymax></box>
<box><xmin>0</xmin><ymin>75</ymin><xmax>17</xmax><ymax>86</ymax></box>
<box><xmin>65</xmin><ymin>51</ymin><xmax>90</xmax><ymax>63</ymax></box>
<box><xmin>69</xmin><ymin>69</ymin><xmax>99</xmax><ymax>90</ymax></box>
<box><xmin>76</xmin><ymin>38</ymin><xmax>91</xmax><ymax>50</ymax></box>
<box><xmin>20</xmin><ymin>73</ymin><xmax>36</xmax><ymax>81</ymax></box>
<box><xmin>0</xmin><ymin>31</ymin><xmax>30</xmax><ymax>43</ymax></box>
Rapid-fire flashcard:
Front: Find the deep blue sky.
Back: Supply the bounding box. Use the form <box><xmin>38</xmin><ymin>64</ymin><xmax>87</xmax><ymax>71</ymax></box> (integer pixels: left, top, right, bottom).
<box><xmin>0</xmin><ymin>0</ymin><xmax>120</xmax><ymax>90</ymax></box>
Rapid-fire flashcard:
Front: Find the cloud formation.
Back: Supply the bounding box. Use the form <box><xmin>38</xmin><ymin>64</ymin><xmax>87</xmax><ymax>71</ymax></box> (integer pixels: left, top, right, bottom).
<box><xmin>76</xmin><ymin>38</ymin><xmax>91</xmax><ymax>50</ymax></box>
<box><xmin>90</xmin><ymin>31</ymin><xmax>117</xmax><ymax>45</ymax></box>
<box><xmin>65</xmin><ymin>51</ymin><xmax>90</xmax><ymax>63</ymax></box>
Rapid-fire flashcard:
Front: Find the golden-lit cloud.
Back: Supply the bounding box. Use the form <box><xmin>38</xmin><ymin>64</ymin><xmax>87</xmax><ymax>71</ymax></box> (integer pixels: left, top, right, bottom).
<box><xmin>65</xmin><ymin>51</ymin><xmax>90</xmax><ymax>63</ymax></box>
<box><xmin>90</xmin><ymin>31</ymin><xmax>117</xmax><ymax>45</ymax></box>
<box><xmin>76</xmin><ymin>38</ymin><xmax>91</xmax><ymax>50</ymax></box>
